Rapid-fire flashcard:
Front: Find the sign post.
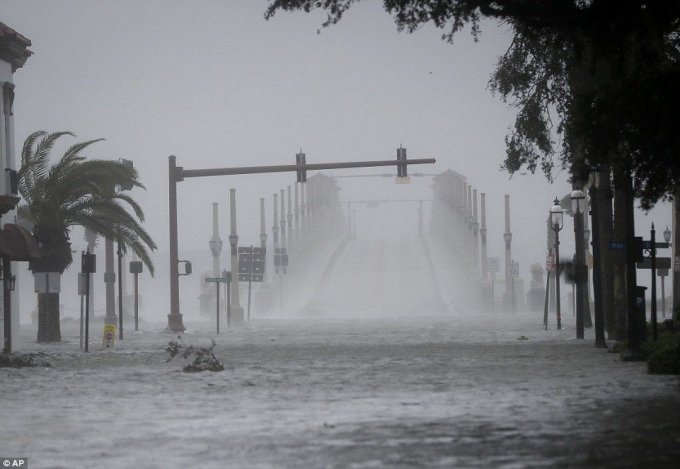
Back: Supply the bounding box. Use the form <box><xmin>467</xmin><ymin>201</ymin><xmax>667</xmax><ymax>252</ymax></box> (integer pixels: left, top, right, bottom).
<box><xmin>205</xmin><ymin>271</ymin><xmax>231</xmax><ymax>333</ymax></box>
<box><xmin>238</xmin><ymin>246</ymin><xmax>266</xmax><ymax>321</ymax></box>
<box><xmin>487</xmin><ymin>257</ymin><xmax>500</xmax><ymax>311</ymax></box>
<box><xmin>81</xmin><ymin>251</ymin><xmax>96</xmax><ymax>352</ymax></box>
<box><xmin>509</xmin><ymin>260</ymin><xmax>520</xmax><ymax>313</ymax></box>
<box><xmin>129</xmin><ymin>261</ymin><xmax>143</xmax><ymax>332</ymax></box>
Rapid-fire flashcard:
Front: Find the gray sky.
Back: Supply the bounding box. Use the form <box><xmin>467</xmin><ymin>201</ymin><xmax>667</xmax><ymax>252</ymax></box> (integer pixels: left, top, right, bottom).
<box><xmin>1</xmin><ymin>0</ymin><xmax>670</xmax><ymax>285</ymax></box>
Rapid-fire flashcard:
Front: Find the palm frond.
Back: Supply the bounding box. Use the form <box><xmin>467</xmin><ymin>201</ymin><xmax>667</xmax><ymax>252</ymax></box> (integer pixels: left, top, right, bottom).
<box><xmin>19</xmin><ymin>131</ymin><xmax>157</xmax><ymax>276</ymax></box>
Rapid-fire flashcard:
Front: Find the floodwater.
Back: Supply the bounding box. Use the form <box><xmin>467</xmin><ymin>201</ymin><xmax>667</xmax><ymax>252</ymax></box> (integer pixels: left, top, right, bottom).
<box><xmin>2</xmin><ymin>236</ymin><xmax>679</xmax><ymax>468</ymax></box>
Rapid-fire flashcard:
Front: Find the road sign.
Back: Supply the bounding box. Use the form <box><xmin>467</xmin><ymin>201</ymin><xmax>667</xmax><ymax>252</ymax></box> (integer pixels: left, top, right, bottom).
<box><xmin>641</xmin><ymin>241</ymin><xmax>670</xmax><ymax>250</ymax></box>
<box><xmin>609</xmin><ymin>241</ymin><xmax>625</xmax><ymax>250</ymax></box>
<box><xmin>103</xmin><ymin>324</ymin><xmax>116</xmax><ymax>348</ymax></box>
<box><xmin>395</xmin><ymin>176</ymin><xmax>411</xmax><ymax>184</ymax></box>
<box><xmin>205</xmin><ymin>274</ymin><xmax>230</xmax><ymax>283</ymax></box>
<box><xmin>637</xmin><ymin>257</ymin><xmax>671</xmax><ymax>269</ymax></box>
<box><xmin>274</xmin><ymin>247</ymin><xmax>289</xmax><ymax>268</ymax></box>
<box><xmin>487</xmin><ymin>257</ymin><xmax>500</xmax><ymax>273</ymax></box>
<box><xmin>238</xmin><ymin>247</ymin><xmax>266</xmax><ymax>282</ymax></box>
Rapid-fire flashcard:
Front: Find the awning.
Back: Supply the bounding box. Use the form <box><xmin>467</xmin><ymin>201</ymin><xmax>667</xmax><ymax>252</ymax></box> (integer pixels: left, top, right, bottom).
<box><xmin>0</xmin><ymin>223</ymin><xmax>41</xmax><ymax>261</ymax></box>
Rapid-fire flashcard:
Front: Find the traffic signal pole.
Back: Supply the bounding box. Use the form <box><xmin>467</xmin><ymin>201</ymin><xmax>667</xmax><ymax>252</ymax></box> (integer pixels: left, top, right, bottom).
<box><xmin>167</xmin><ymin>152</ymin><xmax>435</xmax><ymax>332</ymax></box>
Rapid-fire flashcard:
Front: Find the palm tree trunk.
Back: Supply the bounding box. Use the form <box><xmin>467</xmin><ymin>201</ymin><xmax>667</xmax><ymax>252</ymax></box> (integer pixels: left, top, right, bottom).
<box><xmin>37</xmin><ymin>290</ymin><xmax>61</xmax><ymax>343</ymax></box>
<box><xmin>612</xmin><ymin>167</ymin><xmax>628</xmax><ymax>341</ymax></box>
<box><xmin>597</xmin><ymin>165</ymin><xmax>616</xmax><ymax>338</ymax></box>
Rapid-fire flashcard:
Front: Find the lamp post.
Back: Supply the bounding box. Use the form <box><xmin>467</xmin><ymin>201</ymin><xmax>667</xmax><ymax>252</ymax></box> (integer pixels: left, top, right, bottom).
<box><xmin>550</xmin><ymin>198</ymin><xmax>564</xmax><ymax>330</ymax></box>
<box><xmin>503</xmin><ymin>195</ymin><xmax>512</xmax><ymax>310</ymax></box>
<box><xmin>662</xmin><ymin>226</ymin><xmax>672</xmax><ymax>318</ymax></box>
<box><xmin>209</xmin><ymin>202</ymin><xmax>223</xmax><ymax>278</ymax></box>
<box><xmin>588</xmin><ymin>171</ymin><xmax>607</xmax><ymax>348</ymax></box>
<box><xmin>570</xmin><ymin>189</ymin><xmax>586</xmax><ymax>339</ymax></box>
<box><xmin>287</xmin><ymin>185</ymin><xmax>294</xmax><ymax>250</ymax></box>
<box><xmin>472</xmin><ymin>189</ymin><xmax>479</xmax><ymax>275</ymax></box>
<box><xmin>259</xmin><ymin>198</ymin><xmax>267</xmax><ymax>250</ymax></box>
<box><xmin>228</xmin><ymin>188</ymin><xmax>244</xmax><ymax>323</ymax></box>
<box><xmin>480</xmin><ymin>193</ymin><xmax>488</xmax><ymax>280</ymax></box>
<box><xmin>571</xmin><ymin>189</ymin><xmax>586</xmax><ymax>339</ymax></box>
<box><xmin>280</xmin><ymin>189</ymin><xmax>286</xmax><ymax>255</ymax></box>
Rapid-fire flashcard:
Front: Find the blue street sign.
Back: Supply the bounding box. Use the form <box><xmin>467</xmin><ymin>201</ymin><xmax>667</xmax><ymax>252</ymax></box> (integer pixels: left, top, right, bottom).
<box><xmin>609</xmin><ymin>242</ymin><xmax>625</xmax><ymax>250</ymax></box>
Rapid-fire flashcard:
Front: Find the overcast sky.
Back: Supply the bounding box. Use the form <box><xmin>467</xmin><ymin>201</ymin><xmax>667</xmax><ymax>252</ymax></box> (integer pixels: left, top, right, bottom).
<box><xmin>1</xmin><ymin>1</ymin><xmax>671</xmax><ymax>289</ymax></box>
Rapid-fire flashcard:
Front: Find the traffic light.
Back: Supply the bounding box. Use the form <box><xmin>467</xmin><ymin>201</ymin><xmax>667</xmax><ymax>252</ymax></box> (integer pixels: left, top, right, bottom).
<box><xmin>296</xmin><ymin>152</ymin><xmax>306</xmax><ymax>183</ymax></box>
<box><xmin>396</xmin><ymin>146</ymin><xmax>407</xmax><ymax>178</ymax></box>
<box><xmin>129</xmin><ymin>260</ymin><xmax>143</xmax><ymax>274</ymax></box>
<box><xmin>178</xmin><ymin>260</ymin><xmax>192</xmax><ymax>276</ymax></box>
<box><xmin>81</xmin><ymin>251</ymin><xmax>96</xmax><ymax>273</ymax></box>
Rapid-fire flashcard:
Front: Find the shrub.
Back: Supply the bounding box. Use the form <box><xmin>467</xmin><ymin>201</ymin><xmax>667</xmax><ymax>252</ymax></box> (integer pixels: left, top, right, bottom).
<box><xmin>646</xmin><ymin>332</ymin><xmax>680</xmax><ymax>375</ymax></box>
<box><xmin>0</xmin><ymin>352</ymin><xmax>51</xmax><ymax>368</ymax></box>
<box><xmin>166</xmin><ymin>339</ymin><xmax>224</xmax><ymax>372</ymax></box>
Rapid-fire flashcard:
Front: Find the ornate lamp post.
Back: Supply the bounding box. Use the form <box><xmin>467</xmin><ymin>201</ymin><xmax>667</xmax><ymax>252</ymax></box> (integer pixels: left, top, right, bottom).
<box><xmin>209</xmin><ymin>202</ymin><xmax>223</xmax><ymax>277</ymax></box>
<box><xmin>503</xmin><ymin>195</ymin><xmax>512</xmax><ymax>309</ymax></box>
<box><xmin>550</xmin><ymin>198</ymin><xmax>564</xmax><ymax>330</ymax></box>
<box><xmin>480</xmin><ymin>193</ymin><xmax>488</xmax><ymax>280</ymax></box>
<box><xmin>228</xmin><ymin>188</ymin><xmax>244</xmax><ymax>323</ymax></box>
<box><xmin>259</xmin><ymin>198</ymin><xmax>267</xmax><ymax>250</ymax></box>
<box><xmin>571</xmin><ymin>189</ymin><xmax>586</xmax><ymax>339</ymax></box>
<box><xmin>661</xmin><ymin>226</ymin><xmax>672</xmax><ymax>318</ymax></box>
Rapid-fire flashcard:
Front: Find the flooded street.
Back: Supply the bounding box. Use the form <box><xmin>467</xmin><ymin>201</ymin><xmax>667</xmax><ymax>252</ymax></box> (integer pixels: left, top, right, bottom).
<box><xmin>2</xmin><ymin>312</ymin><xmax>680</xmax><ymax>468</ymax></box>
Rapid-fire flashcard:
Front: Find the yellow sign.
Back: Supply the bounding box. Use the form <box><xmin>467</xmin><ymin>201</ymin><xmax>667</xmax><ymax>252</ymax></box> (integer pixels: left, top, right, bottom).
<box><xmin>395</xmin><ymin>176</ymin><xmax>411</xmax><ymax>184</ymax></box>
<box><xmin>103</xmin><ymin>324</ymin><xmax>116</xmax><ymax>347</ymax></box>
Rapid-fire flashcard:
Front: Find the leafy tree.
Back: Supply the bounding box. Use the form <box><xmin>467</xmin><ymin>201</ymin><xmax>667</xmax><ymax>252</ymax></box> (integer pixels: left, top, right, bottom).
<box><xmin>18</xmin><ymin>131</ymin><xmax>156</xmax><ymax>343</ymax></box>
<box><xmin>265</xmin><ymin>0</ymin><xmax>680</xmax><ymax>208</ymax></box>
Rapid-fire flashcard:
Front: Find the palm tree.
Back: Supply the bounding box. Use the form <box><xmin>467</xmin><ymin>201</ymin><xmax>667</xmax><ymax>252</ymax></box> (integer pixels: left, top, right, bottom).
<box><xmin>18</xmin><ymin>131</ymin><xmax>156</xmax><ymax>343</ymax></box>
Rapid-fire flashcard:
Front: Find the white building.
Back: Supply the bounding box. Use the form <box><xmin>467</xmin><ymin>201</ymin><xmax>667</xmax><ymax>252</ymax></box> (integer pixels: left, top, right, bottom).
<box><xmin>0</xmin><ymin>21</ymin><xmax>33</xmax><ymax>352</ymax></box>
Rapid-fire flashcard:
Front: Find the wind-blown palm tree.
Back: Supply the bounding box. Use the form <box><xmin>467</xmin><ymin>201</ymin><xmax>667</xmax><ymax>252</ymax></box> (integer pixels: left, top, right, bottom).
<box><xmin>18</xmin><ymin>131</ymin><xmax>156</xmax><ymax>342</ymax></box>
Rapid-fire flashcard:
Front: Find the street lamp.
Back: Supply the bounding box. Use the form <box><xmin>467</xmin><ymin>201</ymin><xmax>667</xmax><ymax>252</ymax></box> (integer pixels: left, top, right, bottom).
<box><xmin>664</xmin><ymin>226</ymin><xmax>671</xmax><ymax>244</ymax></box>
<box><xmin>571</xmin><ymin>189</ymin><xmax>586</xmax><ymax>339</ymax></box>
<box><xmin>550</xmin><ymin>198</ymin><xmax>564</xmax><ymax>330</ymax></box>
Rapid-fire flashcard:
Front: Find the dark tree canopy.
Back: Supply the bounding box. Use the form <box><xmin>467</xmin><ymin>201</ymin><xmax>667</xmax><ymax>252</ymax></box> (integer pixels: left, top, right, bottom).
<box><xmin>266</xmin><ymin>0</ymin><xmax>680</xmax><ymax>208</ymax></box>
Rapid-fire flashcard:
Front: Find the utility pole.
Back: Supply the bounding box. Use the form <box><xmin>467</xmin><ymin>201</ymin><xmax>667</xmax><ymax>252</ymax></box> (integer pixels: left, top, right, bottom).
<box><xmin>287</xmin><ymin>185</ymin><xmax>294</xmax><ymax>250</ymax></box>
<box><xmin>104</xmin><ymin>237</ymin><xmax>116</xmax><ymax>326</ymax></box>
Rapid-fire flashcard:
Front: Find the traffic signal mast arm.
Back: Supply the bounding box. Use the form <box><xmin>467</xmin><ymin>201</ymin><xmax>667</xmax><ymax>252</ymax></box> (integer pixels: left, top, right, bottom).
<box><xmin>175</xmin><ymin>158</ymin><xmax>436</xmax><ymax>181</ymax></box>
